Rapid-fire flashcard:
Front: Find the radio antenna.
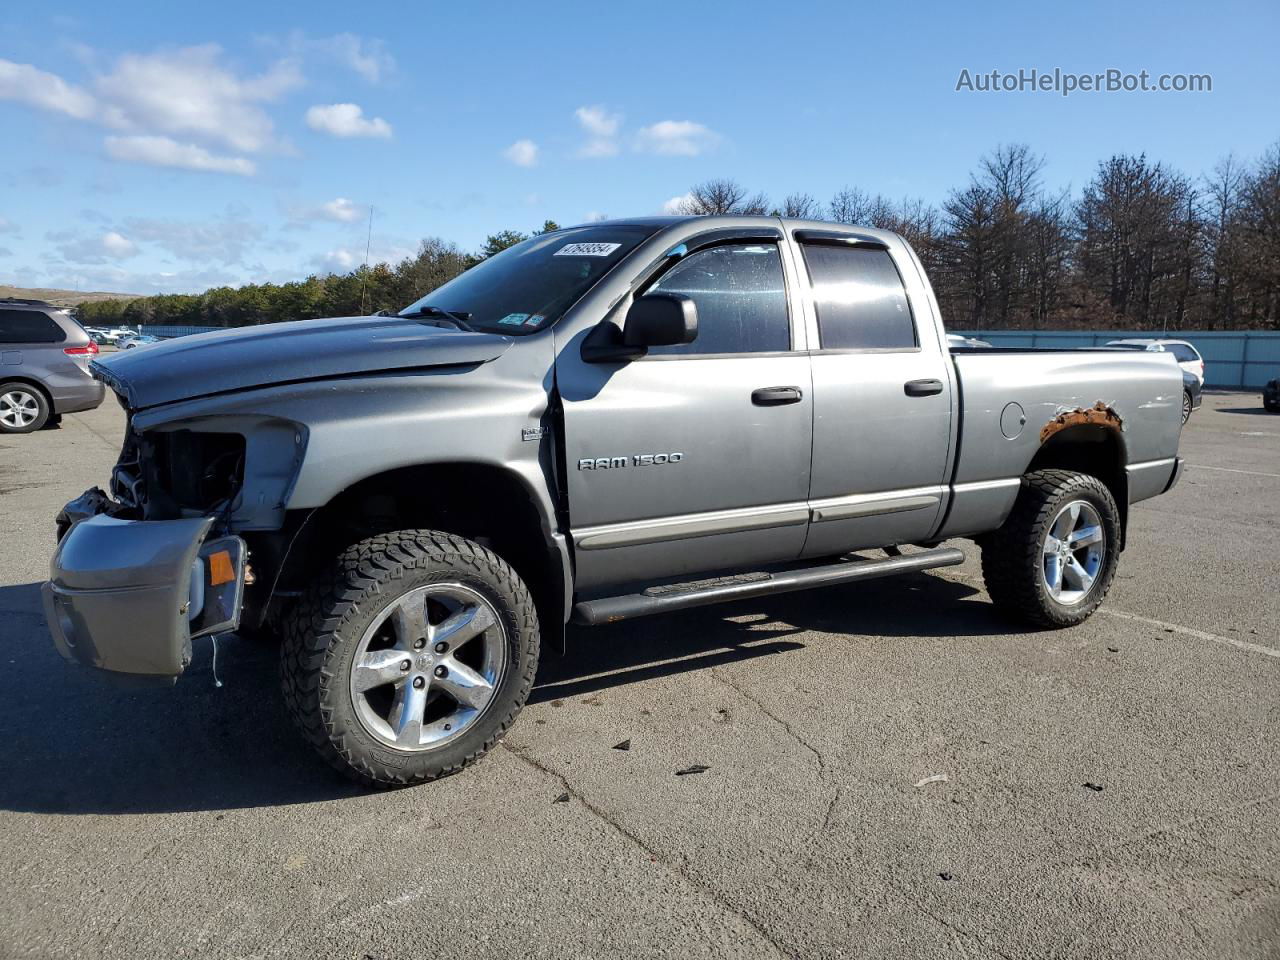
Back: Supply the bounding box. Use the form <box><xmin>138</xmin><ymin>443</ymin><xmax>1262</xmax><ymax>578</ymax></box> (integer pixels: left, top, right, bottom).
<box><xmin>359</xmin><ymin>204</ymin><xmax>374</xmax><ymax>315</ymax></box>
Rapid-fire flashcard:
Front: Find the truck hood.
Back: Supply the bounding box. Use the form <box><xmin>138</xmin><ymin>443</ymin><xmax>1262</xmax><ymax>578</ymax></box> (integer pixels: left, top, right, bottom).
<box><xmin>91</xmin><ymin>315</ymin><xmax>513</xmax><ymax>410</ymax></box>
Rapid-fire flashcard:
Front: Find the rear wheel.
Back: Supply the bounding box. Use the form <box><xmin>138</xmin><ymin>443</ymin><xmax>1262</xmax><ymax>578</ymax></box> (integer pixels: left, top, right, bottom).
<box><xmin>0</xmin><ymin>382</ymin><xmax>50</xmax><ymax>434</ymax></box>
<box><xmin>980</xmin><ymin>469</ymin><xmax>1120</xmax><ymax>628</ymax></box>
<box><xmin>281</xmin><ymin>530</ymin><xmax>539</xmax><ymax>788</ymax></box>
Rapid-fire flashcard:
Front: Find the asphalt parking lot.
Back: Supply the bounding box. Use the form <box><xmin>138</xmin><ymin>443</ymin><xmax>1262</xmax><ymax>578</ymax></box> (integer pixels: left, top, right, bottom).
<box><xmin>1</xmin><ymin>391</ymin><xmax>1277</xmax><ymax>959</ymax></box>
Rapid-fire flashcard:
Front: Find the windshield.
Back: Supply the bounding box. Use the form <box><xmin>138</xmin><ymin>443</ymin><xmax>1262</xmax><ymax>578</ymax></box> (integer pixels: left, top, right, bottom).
<box><xmin>401</xmin><ymin>224</ymin><xmax>659</xmax><ymax>335</ymax></box>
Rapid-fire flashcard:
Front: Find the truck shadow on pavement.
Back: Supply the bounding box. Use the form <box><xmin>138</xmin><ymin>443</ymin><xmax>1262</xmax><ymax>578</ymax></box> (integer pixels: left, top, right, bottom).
<box><xmin>0</xmin><ymin>571</ymin><xmax>999</xmax><ymax>815</ymax></box>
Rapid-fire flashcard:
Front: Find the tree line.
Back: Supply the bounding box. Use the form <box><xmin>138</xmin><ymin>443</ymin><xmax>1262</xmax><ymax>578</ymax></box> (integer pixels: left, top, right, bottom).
<box><xmin>77</xmin><ymin>143</ymin><xmax>1280</xmax><ymax>332</ymax></box>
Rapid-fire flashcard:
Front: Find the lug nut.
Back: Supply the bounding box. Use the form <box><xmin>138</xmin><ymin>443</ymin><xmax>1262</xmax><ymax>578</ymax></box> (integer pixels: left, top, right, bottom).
<box><xmin>434</xmin><ymin>665</ymin><xmax>448</xmax><ymax>678</ymax></box>
<box><xmin>443</xmin><ymin>724</ymin><xmax>452</xmax><ymax>732</ymax></box>
<box><xmin>434</xmin><ymin>641</ymin><xmax>448</xmax><ymax>654</ymax></box>
<box><xmin>412</xmin><ymin>676</ymin><xmax>425</xmax><ymax>689</ymax></box>
<box><xmin>413</xmin><ymin>638</ymin><xmax>426</xmax><ymax>649</ymax></box>
<box><xmin>400</xmin><ymin>659</ymin><xmax>411</xmax><ymax>672</ymax></box>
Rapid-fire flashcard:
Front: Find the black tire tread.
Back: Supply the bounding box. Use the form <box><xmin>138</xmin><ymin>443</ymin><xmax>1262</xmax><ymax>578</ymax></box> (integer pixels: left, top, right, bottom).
<box><xmin>0</xmin><ymin>380</ymin><xmax>51</xmax><ymax>434</ymax></box>
<box><xmin>280</xmin><ymin>529</ymin><xmax>538</xmax><ymax>788</ymax></box>
<box><xmin>979</xmin><ymin>469</ymin><xmax>1119</xmax><ymax>628</ymax></box>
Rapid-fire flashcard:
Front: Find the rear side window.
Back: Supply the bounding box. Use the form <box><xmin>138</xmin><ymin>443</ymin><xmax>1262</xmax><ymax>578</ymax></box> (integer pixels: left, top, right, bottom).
<box><xmin>1167</xmin><ymin>343</ymin><xmax>1199</xmax><ymax>362</ymax></box>
<box><xmin>800</xmin><ymin>245</ymin><xmax>916</xmax><ymax>350</ymax></box>
<box><xmin>647</xmin><ymin>243</ymin><xmax>790</xmax><ymax>356</ymax></box>
<box><xmin>0</xmin><ymin>309</ymin><xmax>66</xmax><ymax>344</ymax></box>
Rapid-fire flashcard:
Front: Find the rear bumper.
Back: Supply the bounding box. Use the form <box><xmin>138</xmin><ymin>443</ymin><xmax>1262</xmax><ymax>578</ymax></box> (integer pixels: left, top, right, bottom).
<box><xmin>51</xmin><ymin>378</ymin><xmax>105</xmax><ymax>415</ymax></box>
<box><xmin>44</xmin><ymin>493</ymin><xmax>246</xmax><ymax>680</ymax></box>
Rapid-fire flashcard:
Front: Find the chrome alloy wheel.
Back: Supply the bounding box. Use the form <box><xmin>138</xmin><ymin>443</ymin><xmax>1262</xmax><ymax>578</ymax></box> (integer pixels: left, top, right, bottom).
<box><xmin>1041</xmin><ymin>500</ymin><xmax>1105</xmax><ymax>605</ymax></box>
<box><xmin>349</xmin><ymin>583</ymin><xmax>507</xmax><ymax>751</ymax></box>
<box><xmin>0</xmin><ymin>390</ymin><xmax>40</xmax><ymax>429</ymax></box>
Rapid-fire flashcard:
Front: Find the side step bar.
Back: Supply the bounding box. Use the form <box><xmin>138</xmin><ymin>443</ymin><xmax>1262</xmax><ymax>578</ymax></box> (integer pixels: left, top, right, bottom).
<box><xmin>571</xmin><ymin>547</ymin><xmax>966</xmax><ymax>626</ymax></box>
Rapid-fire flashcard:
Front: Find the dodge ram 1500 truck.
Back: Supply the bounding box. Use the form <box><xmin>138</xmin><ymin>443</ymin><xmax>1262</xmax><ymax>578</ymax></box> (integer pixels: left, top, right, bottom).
<box><xmin>44</xmin><ymin>216</ymin><xmax>1186</xmax><ymax>787</ymax></box>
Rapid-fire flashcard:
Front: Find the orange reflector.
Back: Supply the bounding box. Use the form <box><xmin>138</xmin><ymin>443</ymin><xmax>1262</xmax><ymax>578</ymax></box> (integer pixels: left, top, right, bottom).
<box><xmin>207</xmin><ymin>550</ymin><xmax>235</xmax><ymax>587</ymax></box>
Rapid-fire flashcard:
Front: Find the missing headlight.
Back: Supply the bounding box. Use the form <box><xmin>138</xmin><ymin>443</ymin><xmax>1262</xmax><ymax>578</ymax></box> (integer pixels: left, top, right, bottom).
<box><xmin>143</xmin><ymin>429</ymin><xmax>247</xmax><ymax>517</ymax></box>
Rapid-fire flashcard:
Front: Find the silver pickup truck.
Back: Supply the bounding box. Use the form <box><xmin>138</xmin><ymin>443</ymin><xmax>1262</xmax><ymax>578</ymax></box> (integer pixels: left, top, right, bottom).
<box><xmin>44</xmin><ymin>215</ymin><xmax>1185</xmax><ymax>787</ymax></box>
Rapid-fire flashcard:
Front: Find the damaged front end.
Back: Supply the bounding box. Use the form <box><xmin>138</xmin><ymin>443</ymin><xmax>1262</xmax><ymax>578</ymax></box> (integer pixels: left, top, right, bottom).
<box><xmin>43</xmin><ymin>396</ymin><xmax>293</xmax><ymax>683</ymax></box>
<box><xmin>43</xmin><ymin>499</ymin><xmax>246</xmax><ymax>681</ymax></box>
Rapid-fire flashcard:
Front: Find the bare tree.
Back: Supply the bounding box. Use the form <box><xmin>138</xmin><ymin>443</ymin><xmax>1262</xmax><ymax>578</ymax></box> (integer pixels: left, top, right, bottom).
<box><xmin>781</xmin><ymin>193</ymin><xmax>821</xmax><ymax>219</ymax></box>
<box><xmin>679</xmin><ymin>179</ymin><xmax>770</xmax><ymax>216</ymax></box>
<box><xmin>828</xmin><ymin>187</ymin><xmax>873</xmax><ymax>225</ymax></box>
<box><xmin>1238</xmin><ymin>143</ymin><xmax>1280</xmax><ymax>327</ymax></box>
<box><xmin>1203</xmin><ymin>155</ymin><xmax>1246</xmax><ymax>328</ymax></box>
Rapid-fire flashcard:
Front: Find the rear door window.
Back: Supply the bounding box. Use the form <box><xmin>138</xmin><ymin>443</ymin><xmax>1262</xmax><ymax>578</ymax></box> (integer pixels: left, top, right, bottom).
<box><xmin>800</xmin><ymin>245</ymin><xmax>917</xmax><ymax>350</ymax></box>
<box><xmin>1167</xmin><ymin>343</ymin><xmax>1199</xmax><ymax>362</ymax></box>
<box><xmin>0</xmin><ymin>309</ymin><xmax>66</xmax><ymax>344</ymax></box>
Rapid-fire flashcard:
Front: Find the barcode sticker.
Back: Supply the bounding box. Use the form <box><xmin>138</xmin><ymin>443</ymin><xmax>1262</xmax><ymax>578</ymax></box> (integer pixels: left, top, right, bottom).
<box><xmin>554</xmin><ymin>242</ymin><xmax>621</xmax><ymax>257</ymax></box>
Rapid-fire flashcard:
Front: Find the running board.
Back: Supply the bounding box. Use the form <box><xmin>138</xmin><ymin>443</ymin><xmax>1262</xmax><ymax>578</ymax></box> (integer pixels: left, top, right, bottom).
<box><xmin>570</xmin><ymin>547</ymin><xmax>966</xmax><ymax>626</ymax></box>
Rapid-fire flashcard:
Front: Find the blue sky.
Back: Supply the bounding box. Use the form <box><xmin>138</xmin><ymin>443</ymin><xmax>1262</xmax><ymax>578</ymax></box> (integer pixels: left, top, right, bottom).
<box><xmin>1</xmin><ymin>0</ymin><xmax>1276</xmax><ymax>295</ymax></box>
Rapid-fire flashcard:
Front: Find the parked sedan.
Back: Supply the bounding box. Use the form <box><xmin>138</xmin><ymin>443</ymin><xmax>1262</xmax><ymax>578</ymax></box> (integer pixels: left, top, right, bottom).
<box><xmin>1264</xmin><ymin>376</ymin><xmax>1279</xmax><ymax>413</ymax></box>
<box><xmin>118</xmin><ymin>334</ymin><xmax>164</xmax><ymax>349</ymax></box>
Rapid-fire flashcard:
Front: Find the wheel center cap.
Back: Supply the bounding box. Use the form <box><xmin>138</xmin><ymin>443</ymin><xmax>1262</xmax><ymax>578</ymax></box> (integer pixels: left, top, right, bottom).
<box><xmin>416</xmin><ymin>654</ymin><xmax>432</xmax><ymax>671</ymax></box>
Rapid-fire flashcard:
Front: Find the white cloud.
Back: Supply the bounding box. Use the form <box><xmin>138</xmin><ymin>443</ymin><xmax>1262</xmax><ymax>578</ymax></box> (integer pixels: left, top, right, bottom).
<box><xmin>0</xmin><ymin>216</ymin><xmax>19</xmax><ymax>235</ymax></box>
<box><xmin>54</xmin><ymin>230</ymin><xmax>138</xmax><ymax>264</ymax></box>
<box><xmin>503</xmin><ymin>139</ymin><xmax>538</xmax><ymax>167</ymax></box>
<box><xmin>305</xmin><ymin>102</ymin><xmax>392</xmax><ymax>138</ymax></box>
<box><xmin>575</xmin><ymin>105</ymin><xmax>622</xmax><ymax>157</ymax></box>
<box><xmin>0</xmin><ymin>59</ymin><xmax>96</xmax><ymax>119</ymax></box>
<box><xmin>266</xmin><ymin>32</ymin><xmax>395</xmax><ymax>84</ymax></box>
<box><xmin>583</xmin><ymin>211</ymin><xmax>608</xmax><ymax>223</ymax></box>
<box><xmin>314</xmin><ymin>33</ymin><xmax>394</xmax><ymax>83</ymax></box>
<box><xmin>636</xmin><ymin>120</ymin><xmax>720</xmax><ymax>157</ymax></box>
<box><xmin>2</xmin><ymin>47</ymin><xmax>300</xmax><ymax>175</ymax></box>
<box><xmin>314</xmin><ymin>248</ymin><xmax>359</xmax><ymax>271</ymax></box>
<box><xmin>575</xmin><ymin>105</ymin><xmax>621</xmax><ymax>138</ymax></box>
<box><xmin>320</xmin><ymin>197</ymin><xmax>363</xmax><ymax>222</ymax></box>
<box><xmin>285</xmin><ymin>197</ymin><xmax>367</xmax><ymax>226</ymax></box>
<box><xmin>123</xmin><ymin>215</ymin><xmax>266</xmax><ymax>265</ymax></box>
<box><xmin>662</xmin><ymin>192</ymin><xmax>695</xmax><ymax>215</ymax></box>
<box><xmin>101</xmin><ymin>231</ymin><xmax>136</xmax><ymax>258</ymax></box>
<box><xmin>105</xmin><ymin>135</ymin><xmax>256</xmax><ymax>175</ymax></box>
<box><xmin>309</xmin><ymin>239</ymin><xmax>413</xmax><ymax>275</ymax></box>
<box><xmin>95</xmin><ymin>45</ymin><xmax>301</xmax><ymax>153</ymax></box>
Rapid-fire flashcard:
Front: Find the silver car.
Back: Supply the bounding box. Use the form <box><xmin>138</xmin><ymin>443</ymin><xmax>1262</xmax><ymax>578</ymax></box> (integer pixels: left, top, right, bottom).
<box><xmin>0</xmin><ymin>298</ymin><xmax>106</xmax><ymax>433</ymax></box>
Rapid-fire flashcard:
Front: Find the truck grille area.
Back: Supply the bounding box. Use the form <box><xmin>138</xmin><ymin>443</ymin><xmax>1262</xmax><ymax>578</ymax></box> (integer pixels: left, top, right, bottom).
<box><xmin>111</xmin><ymin>428</ymin><xmax>246</xmax><ymax>519</ymax></box>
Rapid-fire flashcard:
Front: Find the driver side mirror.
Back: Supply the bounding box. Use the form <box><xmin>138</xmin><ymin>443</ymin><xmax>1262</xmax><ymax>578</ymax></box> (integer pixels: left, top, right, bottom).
<box><xmin>581</xmin><ymin>293</ymin><xmax>699</xmax><ymax>363</ymax></box>
<box><xmin>623</xmin><ymin>293</ymin><xmax>698</xmax><ymax>348</ymax></box>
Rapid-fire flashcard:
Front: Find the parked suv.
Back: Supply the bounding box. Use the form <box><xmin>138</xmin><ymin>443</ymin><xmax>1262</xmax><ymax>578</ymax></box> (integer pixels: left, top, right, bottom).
<box><xmin>0</xmin><ymin>299</ymin><xmax>105</xmax><ymax>433</ymax></box>
<box><xmin>1106</xmin><ymin>338</ymin><xmax>1205</xmax><ymax>384</ymax></box>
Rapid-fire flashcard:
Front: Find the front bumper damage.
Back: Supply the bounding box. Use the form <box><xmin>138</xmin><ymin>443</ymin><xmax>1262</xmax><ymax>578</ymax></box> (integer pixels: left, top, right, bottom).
<box><xmin>43</xmin><ymin>488</ymin><xmax>247</xmax><ymax>681</ymax></box>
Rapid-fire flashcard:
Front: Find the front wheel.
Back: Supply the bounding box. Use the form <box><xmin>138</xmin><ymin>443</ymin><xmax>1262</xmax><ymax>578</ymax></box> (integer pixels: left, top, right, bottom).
<box><xmin>1181</xmin><ymin>391</ymin><xmax>1193</xmax><ymax>424</ymax></box>
<box><xmin>979</xmin><ymin>469</ymin><xmax>1121</xmax><ymax>628</ymax></box>
<box><xmin>281</xmin><ymin>530</ymin><xmax>539</xmax><ymax>788</ymax></box>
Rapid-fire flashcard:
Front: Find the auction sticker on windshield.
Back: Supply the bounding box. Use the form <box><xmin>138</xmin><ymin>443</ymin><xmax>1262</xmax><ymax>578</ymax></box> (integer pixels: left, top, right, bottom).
<box><xmin>554</xmin><ymin>242</ymin><xmax>621</xmax><ymax>257</ymax></box>
<box><xmin>499</xmin><ymin>313</ymin><xmax>529</xmax><ymax>325</ymax></box>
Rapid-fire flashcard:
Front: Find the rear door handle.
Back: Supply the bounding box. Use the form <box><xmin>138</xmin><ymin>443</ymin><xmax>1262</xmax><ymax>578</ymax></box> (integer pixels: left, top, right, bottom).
<box><xmin>904</xmin><ymin>379</ymin><xmax>944</xmax><ymax>397</ymax></box>
<box><xmin>752</xmin><ymin>386</ymin><xmax>803</xmax><ymax>406</ymax></box>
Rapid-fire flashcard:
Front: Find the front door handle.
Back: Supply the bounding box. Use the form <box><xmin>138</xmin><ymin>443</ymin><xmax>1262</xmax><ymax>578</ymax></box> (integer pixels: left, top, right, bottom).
<box><xmin>752</xmin><ymin>386</ymin><xmax>803</xmax><ymax>406</ymax></box>
<box><xmin>904</xmin><ymin>378</ymin><xmax>944</xmax><ymax>397</ymax></box>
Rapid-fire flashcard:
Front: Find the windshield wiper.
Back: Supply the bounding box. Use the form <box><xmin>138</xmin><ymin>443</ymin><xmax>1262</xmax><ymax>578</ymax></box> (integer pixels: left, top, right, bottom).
<box><xmin>399</xmin><ymin>305</ymin><xmax>476</xmax><ymax>332</ymax></box>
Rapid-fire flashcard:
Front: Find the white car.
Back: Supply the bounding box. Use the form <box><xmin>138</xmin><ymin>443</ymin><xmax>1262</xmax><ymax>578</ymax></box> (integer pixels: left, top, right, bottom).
<box><xmin>1105</xmin><ymin>339</ymin><xmax>1204</xmax><ymax>384</ymax></box>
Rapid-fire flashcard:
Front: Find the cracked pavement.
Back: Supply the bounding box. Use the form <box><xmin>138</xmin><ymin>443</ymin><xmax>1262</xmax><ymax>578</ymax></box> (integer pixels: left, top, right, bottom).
<box><xmin>0</xmin><ymin>392</ymin><xmax>1277</xmax><ymax>958</ymax></box>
